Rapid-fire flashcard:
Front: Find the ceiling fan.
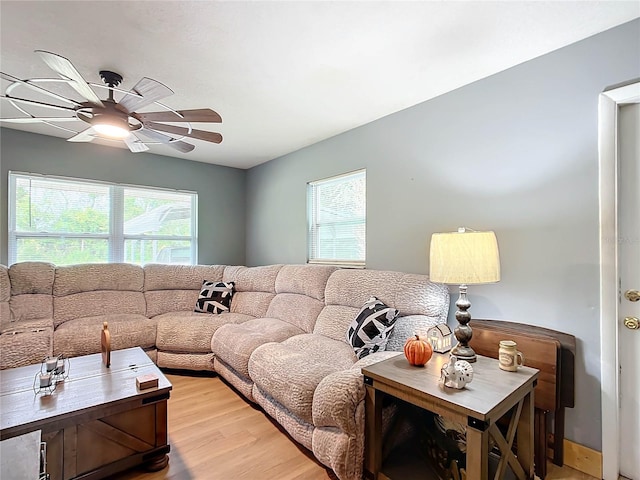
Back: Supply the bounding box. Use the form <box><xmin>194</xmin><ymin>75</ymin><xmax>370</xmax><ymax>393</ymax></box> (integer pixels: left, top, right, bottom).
<box><xmin>0</xmin><ymin>50</ymin><xmax>222</xmax><ymax>153</ymax></box>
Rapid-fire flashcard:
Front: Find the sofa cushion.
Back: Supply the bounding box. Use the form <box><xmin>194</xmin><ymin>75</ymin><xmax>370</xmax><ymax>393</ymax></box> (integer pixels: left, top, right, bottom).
<box><xmin>223</xmin><ymin>265</ymin><xmax>282</xmax><ymax>317</ymax></box>
<box><xmin>314</xmin><ymin>269</ymin><xmax>449</xmax><ymax>342</ymax></box>
<box><xmin>395</xmin><ymin>274</ymin><xmax>450</xmax><ymax>318</ymax></box>
<box><xmin>155</xmin><ymin>311</ymin><xmax>251</xmax><ymax>353</ymax></box>
<box><xmin>1</xmin><ymin>317</ymin><xmax>53</xmax><ymax>333</ymax></box>
<box><xmin>229</xmin><ymin>292</ymin><xmax>275</xmax><ymax>318</ymax></box>
<box><xmin>1</xmin><ymin>265</ymin><xmax>10</xmax><ymax>326</ymax></box>
<box><xmin>156</xmin><ymin>350</ymin><xmax>215</xmax><ymax>371</ymax></box>
<box><xmin>53</xmin><ymin>313</ymin><xmax>155</xmax><ymax>357</ymax></box>
<box><xmin>9</xmin><ymin>262</ymin><xmax>55</xmax><ymax>295</ymax></box>
<box><xmin>1</xmin><ymin>324</ymin><xmax>53</xmax><ymax>369</ymax></box>
<box><xmin>10</xmin><ymin>295</ymin><xmax>54</xmax><ymax>323</ymax></box>
<box><xmin>143</xmin><ymin>264</ymin><xmax>226</xmax><ymax>317</ymax></box>
<box><xmin>54</xmin><ymin>291</ymin><xmax>146</xmax><ymax>328</ymax></box>
<box><xmin>324</xmin><ymin>269</ymin><xmax>403</xmax><ymax>310</ymax></box>
<box><xmin>386</xmin><ymin>315</ymin><xmax>441</xmax><ymax>351</ymax></box>
<box><xmin>223</xmin><ymin>264</ymin><xmax>282</xmax><ymax>293</ymax></box>
<box><xmin>0</xmin><ymin>265</ymin><xmax>10</xmax><ymax>303</ymax></box>
<box><xmin>144</xmin><ymin>290</ymin><xmax>196</xmax><ymax>318</ymax></box>
<box><xmin>7</xmin><ymin>262</ymin><xmax>55</xmax><ymax>323</ymax></box>
<box><xmin>194</xmin><ymin>281</ymin><xmax>235</xmax><ymax>314</ymax></box>
<box><xmin>262</xmin><ymin>264</ymin><xmax>337</xmax><ymax>332</ymax></box>
<box><xmin>253</xmin><ymin>384</ymin><xmax>315</xmax><ymax>450</ymax></box>
<box><xmin>346</xmin><ymin>297</ymin><xmax>399</xmax><ymax>359</ymax></box>
<box><xmin>274</xmin><ymin>265</ymin><xmax>337</xmax><ymax>301</ymax></box>
<box><xmin>212</xmin><ymin>318</ymin><xmax>305</xmax><ymax>377</ymax></box>
<box><xmin>143</xmin><ymin>264</ymin><xmax>226</xmax><ymax>291</ymax></box>
<box><xmin>53</xmin><ymin>264</ymin><xmax>146</xmax><ymax>327</ymax></box>
<box><xmin>264</xmin><ymin>293</ymin><xmax>325</xmax><ymax>333</ymax></box>
<box><xmin>249</xmin><ymin>334</ymin><xmax>356</xmax><ymax>424</ymax></box>
<box><xmin>54</xmin><ymin>263</ymin><xmax>143</xmax><ymax>296</ymax></box>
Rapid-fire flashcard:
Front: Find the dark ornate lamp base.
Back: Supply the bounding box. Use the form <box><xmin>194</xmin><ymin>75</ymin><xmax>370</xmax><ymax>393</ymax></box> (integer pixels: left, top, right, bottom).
<box><xmin>453</xmin><ymin>284</ymin><xmax>476</xmax><ymax>363</ymax></box>
<box><xmin>451</xmin><ymin>343</ymin><xmax>476</xmax><ymax>363</ymax></box>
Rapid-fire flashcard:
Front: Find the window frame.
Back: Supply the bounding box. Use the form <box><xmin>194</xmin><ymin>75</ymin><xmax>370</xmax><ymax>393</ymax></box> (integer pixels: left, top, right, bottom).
<box><xmin>307</xmin><ymin>169</ymin><xmax>366</xmax><ymax>268</ymax></box>
<box><xmin>8</xmin><ymin>171</ymin><xmax>198</xmax><ymax>266</ymax></box>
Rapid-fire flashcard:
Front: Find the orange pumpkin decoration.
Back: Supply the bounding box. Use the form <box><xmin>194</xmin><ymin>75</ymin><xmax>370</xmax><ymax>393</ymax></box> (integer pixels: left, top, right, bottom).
<box><xmin>404</xmin><ymin>335</ymin><xmax>433</xmax><ymax>366</ymax></box>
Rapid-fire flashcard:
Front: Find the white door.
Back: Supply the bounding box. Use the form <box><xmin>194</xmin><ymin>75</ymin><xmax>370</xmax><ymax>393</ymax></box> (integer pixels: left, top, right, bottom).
<box><xmin>619</xmin><ymin>102</ymin><xmax>640</xmax><ymax>480</ymax></box>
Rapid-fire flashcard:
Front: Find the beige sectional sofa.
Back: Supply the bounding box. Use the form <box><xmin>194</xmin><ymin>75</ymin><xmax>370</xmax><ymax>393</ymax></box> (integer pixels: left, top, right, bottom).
<box><xmin>0</xmin><ymin>261</ymin><xmax>449</xmax><ymax>480</ymax></box>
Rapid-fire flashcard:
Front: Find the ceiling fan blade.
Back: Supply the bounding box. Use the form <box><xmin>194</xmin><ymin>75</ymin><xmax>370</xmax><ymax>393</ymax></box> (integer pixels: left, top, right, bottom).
<box><xmin>118</xmin><ymin>77</ymin><xmax>173</xmax><ymax>113</ymax></box>
<box><xmin>137</xmin><ymin>128</ymin><xmax>195</xmax><ymax>153</ymax></box>
<box><xmin>166</xmin><ymin>140</ymin><xmax>195</xmax><ymax>154</ymax></box>
<box><xmin>1</xmin><ymin>72</ymin><xmax>83</xmax><ymax>107</ymax></box>
<box><xmin>35</xmin><ymin>50</ymin><xmax>104</xmax><ymax>107</ymax></box>
<box><xmin>124</xmin><ymin>134</ymin><xmax>150</xmax><ymax>153</ymax></box>
<box><xmin>0</xmin><ymin>117</ymin><xmax>79</xmax><ymax>123</ymax></box>
<box><xmin>67</xmin><ymin>127</ymin><xmax>96</xmax><ymax>143</ymax></box>
<box><xmin>1</xmin><ymin>95</ymin><xmax>78</xmax><ymax>112</ymax></box>
<box><xmin>144</xmin><ymin>121</ymin><xmax>222</xmax><ymax>144</ymax></box>
<box><xmin>138</xmin><ymin>108</ymin><xmax>222</xmax><ymax>123</ymax></box>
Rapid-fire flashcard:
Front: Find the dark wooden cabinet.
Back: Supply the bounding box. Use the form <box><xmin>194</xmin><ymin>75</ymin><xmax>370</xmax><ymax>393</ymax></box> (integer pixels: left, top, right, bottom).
<box><xmin>470</xmin><ymin>319</ymin><xmax>576</xmax><ymax>479</ymax></box>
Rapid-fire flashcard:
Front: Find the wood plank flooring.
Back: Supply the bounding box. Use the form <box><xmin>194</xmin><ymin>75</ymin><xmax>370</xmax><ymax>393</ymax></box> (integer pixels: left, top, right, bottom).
<box><xmin>115</xmin><ymin>374</ymin><xmax>597</xmax><ymax>480</ymax></box>
<box><xmin>115</xmin><ymin>373</ymin><xmax>335</xmax><ymax>480</ymax></box>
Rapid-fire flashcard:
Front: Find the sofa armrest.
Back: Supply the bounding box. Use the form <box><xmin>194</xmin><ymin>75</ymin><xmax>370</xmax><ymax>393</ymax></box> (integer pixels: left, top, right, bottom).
<box><xmin>352</xmin><ymin>351</ymin><xmax>402</xmax><ymax>370</ymax></box>
<box><xmin>312</xmin><ymin>351</ymin><xmax>401</xmax><ymax>434</ymax></box>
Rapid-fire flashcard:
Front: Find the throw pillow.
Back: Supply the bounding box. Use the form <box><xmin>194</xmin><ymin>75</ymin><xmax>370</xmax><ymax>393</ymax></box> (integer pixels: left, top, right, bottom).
<box><xmin>346</xmin><ymin>296</ymin><xmax>399</xmax><ymax>359</ymax></box>
<box><xmin>194</xmin><ymin>281</ymin><xmax>235</xmax><ymax>314</ymax></box>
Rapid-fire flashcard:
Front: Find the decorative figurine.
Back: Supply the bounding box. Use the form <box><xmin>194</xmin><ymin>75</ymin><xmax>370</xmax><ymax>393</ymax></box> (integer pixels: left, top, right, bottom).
<box><xmin>427</xmin><ymin>324</ymin><xmax>453</xmax><ymax>353</ymax></box>
<box><xmin>101</xmin><ymin>322</ymin><xmax>111</xmax><ymax>367</ymax></box>
<box><xmin>440</xmin><ymin>354</ymin><xmax>474</xmax><ymax>389</ymax></box>
<box><xmin>404</xmin><ymin>335</ymin><xmax>433</xmax><ymax>366</ymax></box>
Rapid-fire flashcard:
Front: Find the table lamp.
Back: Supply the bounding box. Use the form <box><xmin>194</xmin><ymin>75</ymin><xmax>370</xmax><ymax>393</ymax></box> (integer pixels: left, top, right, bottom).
<box><xmin>429</xmin><ymin>228</ymin><xmax>500</xmax><ymax>362</ymax></box>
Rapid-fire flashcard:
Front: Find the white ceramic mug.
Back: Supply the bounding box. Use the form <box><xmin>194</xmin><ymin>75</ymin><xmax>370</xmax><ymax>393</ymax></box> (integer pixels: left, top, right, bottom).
<box><xmin>499</xmin><ymin>340</ymin><xmax>524</xmax><ymax>371</ymax></box>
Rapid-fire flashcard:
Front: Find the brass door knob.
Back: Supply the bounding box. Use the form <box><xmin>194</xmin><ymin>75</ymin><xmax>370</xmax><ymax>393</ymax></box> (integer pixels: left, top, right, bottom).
<box><xmin>624</xmin><ymin>317</ymin><xmax>639</xmax><ymax>330</ymax></box>
<box><xmin>624</xmin><ymin>290</ymin><xmax>640</xmax><ymax>302</ymax></box>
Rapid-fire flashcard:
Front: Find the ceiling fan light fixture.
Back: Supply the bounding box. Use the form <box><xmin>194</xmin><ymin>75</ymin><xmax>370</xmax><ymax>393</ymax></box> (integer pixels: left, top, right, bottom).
<box><xmin>2</xmin><ymin>51</ymin><xmax>223</xmax><ymax>153</ymax></box>
<box><xmin>93</xmin><ymin>115</ymin><xmax>130</xmax><ymax>139</ymax></box>
<box><xmin>93</xmin><ymin>123</ymin><xmax>130</xmax><ymax>139</ymax></box>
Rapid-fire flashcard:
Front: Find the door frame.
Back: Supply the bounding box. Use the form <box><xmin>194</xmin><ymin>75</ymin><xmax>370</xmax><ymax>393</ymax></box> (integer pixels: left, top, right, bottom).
<box><xmin>599</xmin><ymin>81</ymin><xmax>640</xmax><ymax>479</ymax></box>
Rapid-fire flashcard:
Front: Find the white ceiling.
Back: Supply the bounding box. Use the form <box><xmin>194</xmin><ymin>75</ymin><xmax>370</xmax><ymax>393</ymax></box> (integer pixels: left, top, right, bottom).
<box><xmin>1</xmin><ymin>1</ymin><xmax>638</xmax><ymax>169</ymax></box>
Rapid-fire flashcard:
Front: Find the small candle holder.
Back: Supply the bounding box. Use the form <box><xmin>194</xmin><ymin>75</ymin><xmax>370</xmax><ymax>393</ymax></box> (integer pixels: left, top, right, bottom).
<box><xmin>33</xmin><ymin>371</ymin><xmax>57</xmax><ymax>395</ymax></box>
<box><xmin>45</xmin><ymin>357</ymin><xmax>57</xmax><ymax>372</ymax></box>
<box><xmin>53</xmin><ymin>355</ymin><xmax>70</xmax><ymax>382</ymax></box>
<box><xmin>39</xmin><ymin>373</ymin><xmax>52</xmax><ymax>387</ymax></box>
<box><xmin>33</xmin><ymin>354</ymin><xmax>70</xmax><ymax>395</ymax></box>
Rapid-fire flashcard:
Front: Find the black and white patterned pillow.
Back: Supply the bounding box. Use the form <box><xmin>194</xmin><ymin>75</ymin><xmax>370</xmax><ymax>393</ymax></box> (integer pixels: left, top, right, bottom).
<box><xmin>346</xmin><ymin>296</ymin><xmax>399</xmax><ymax>359</ymax></box>
<box><xmin>194</xmin><ymin>281</ymin><xmax>235</xmax><ymax>314</ymax></box>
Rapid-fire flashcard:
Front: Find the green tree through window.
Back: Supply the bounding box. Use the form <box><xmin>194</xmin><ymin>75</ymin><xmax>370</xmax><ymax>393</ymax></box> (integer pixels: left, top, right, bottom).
<box><xmin>9</xmin><ymin>173</ymin><xmax>197</xmax><ymax>266</ymax></box>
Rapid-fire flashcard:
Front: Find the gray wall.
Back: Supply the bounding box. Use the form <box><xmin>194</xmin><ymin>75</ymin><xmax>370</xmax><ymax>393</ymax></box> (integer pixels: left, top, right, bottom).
<box><xmin>246</xmin><ymin>19</ymin><xmax>640</xmax><ymax>450</ymax></box>
<box><xmin>0</xmin><ymin>128</ymin><xmax>246</xmax><ymax>266</ymax></box>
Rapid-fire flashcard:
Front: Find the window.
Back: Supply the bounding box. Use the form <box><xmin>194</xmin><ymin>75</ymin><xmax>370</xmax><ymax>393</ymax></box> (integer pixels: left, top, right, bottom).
<box><xmin>8</xmin><ymin>172</ymin><xmax>197</xmax><ymax>266</ymax></box>
<box><xmin>307</xmin><ymin>169</ymin><xmax>366</xmax><ymax>266</ymax></box>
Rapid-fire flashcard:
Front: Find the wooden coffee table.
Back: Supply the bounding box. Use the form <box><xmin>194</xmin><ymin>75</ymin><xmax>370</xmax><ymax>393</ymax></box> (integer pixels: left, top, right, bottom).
<box><xmin>0</xmin><ymin>347</ymin><xmax>172</xmax><ymax>480</ymax></box>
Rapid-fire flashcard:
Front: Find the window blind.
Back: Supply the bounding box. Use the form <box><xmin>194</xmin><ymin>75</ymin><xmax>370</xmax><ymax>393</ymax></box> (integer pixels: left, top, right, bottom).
<box><xmin>307</xmin><ymin>169</ymin><xmax>366</xmax><ymax>266</ymax></box>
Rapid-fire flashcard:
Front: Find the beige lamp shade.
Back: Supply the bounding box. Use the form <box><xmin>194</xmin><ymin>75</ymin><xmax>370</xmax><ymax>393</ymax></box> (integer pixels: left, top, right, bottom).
<box><xmin>429</xmin><ymin>230</ymin><xmax>501</xmax><ymax>285</ymax></box>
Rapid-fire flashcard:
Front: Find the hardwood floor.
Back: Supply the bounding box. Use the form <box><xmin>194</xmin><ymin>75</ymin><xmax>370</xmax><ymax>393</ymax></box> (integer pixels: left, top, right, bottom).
<box><xmin>115</xmin><ymin>373</ymin><xmax>335</xmax><ymax>480</ymax></box>
<box><xmin>115</xmin><ymin>374</ymin><xmax>596</xmax><ymax>480</ymax></box>
<box><xmin>545</xmin><ymin>464</ymin><xmax>599</xmax><ymax>480</ymax></box>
